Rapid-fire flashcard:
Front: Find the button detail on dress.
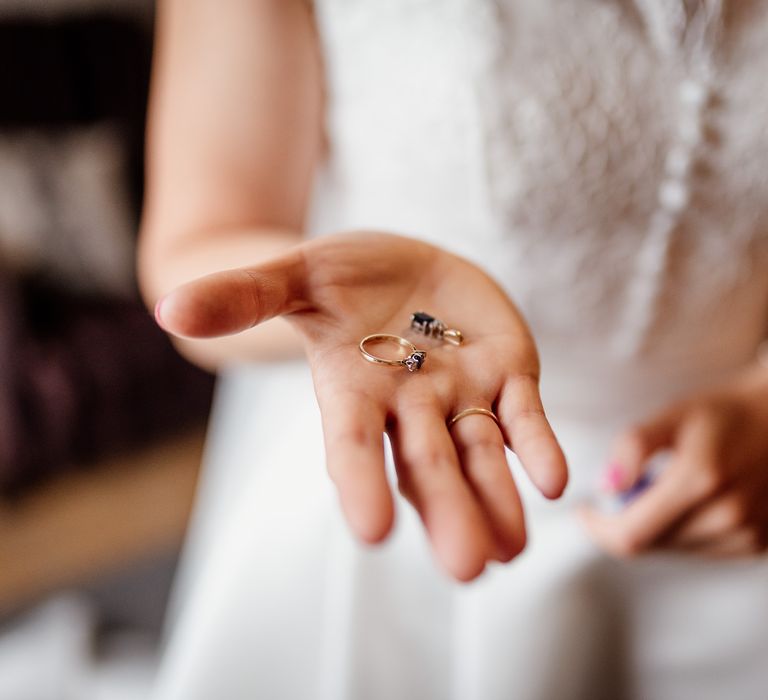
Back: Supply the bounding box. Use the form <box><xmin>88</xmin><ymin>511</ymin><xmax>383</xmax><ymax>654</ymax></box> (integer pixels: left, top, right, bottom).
<box><xmin>658</xmin><ymin>179</ymin><xmax>690</xmax><ymax>212</ymax></box>
<box><xmin>678</xmin><ymin>115</ymin><xmax>704</xmax><ymax>145</ymax></box>
<box><xmin>679</xmin><ymin>79</ymin><xmax>709</xmax><ymax>107</ymax></box>
<box><xmin>665</xmin><ymin>146</ymin><xmax>693</xmax><ymax>177</ymax></box>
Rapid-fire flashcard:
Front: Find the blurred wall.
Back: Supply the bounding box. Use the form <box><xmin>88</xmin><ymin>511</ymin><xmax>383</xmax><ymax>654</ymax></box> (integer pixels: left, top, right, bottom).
<box><xmin>0</xmin><ymin>0</ymin><xmax>214</xmax><ymax>494</ymax></box>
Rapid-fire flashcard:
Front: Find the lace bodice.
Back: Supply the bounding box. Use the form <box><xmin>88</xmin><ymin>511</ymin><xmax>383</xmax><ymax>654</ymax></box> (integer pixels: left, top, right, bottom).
<box><xmin>311</xmin><ymin>0</ymin><xmax>768</xmax><ymax>415</ymax></box>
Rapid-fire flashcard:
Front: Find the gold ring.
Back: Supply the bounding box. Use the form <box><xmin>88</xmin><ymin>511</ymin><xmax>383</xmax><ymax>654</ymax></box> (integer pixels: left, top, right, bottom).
<box><xmin>448</xmin><ymin>407</ymin><xmax>500</xmax><ymax>428</ymax></box>
<box><xmin>359</xmin><ymin>334</ymin><xmax>427</xmax><ymax>372</ymax></box>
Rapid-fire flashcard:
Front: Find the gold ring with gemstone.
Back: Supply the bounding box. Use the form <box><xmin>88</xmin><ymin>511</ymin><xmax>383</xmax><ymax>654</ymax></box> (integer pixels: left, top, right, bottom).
<box><xmin>410</xmin><ymin>311</ymin><xmax>464</xmax><ymax>345</ymax></box>
<box><xmin>359</xmin><ymin>334</ymin><xmax>427</xmax><ymax>372</ymax></box>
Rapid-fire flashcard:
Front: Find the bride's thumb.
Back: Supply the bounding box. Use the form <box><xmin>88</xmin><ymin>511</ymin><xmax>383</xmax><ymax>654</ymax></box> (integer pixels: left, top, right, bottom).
<box><xmin>154</xmin><ymin>250</ymin><xmax>308</xmax><ymax>338</ymax></box>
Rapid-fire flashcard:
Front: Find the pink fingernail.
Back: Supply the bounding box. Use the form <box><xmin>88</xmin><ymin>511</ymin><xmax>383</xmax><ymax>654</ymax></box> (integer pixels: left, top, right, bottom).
<box><xmin>154</xmin><ymin>297</ymin><xmax>166</xmax><ymax>327</ymax></box>
<box><xmin>601</xmin><ymin>463</ymin><xmax>625</xmax><ymax>492</ymax></box>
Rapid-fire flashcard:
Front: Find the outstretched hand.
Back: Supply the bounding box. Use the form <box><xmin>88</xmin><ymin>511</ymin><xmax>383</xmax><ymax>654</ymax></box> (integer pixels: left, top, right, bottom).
<box><xmin>156</xmin><ymin>232</ymin><xmax>568</xmax><ymax>580</ymax></box>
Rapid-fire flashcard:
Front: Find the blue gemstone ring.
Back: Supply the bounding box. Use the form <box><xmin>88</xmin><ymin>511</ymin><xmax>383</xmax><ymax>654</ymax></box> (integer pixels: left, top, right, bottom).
<box><xmin>410</xmin><ymin>311</ymin><xmax>464</xmax><ymax>345</ymax></box>
<box><xmin>359</xmin><ymin>334</ymin><xmax>427</xmax><ymax>372</ymax></box>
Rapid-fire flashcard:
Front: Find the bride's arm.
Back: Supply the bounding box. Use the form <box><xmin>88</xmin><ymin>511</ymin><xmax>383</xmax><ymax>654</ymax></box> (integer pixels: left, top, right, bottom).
<box><xmin>142</xmin><ymin>0</ymin><xmax>569</xmax><ymax>578</ymax></box>
<box><xmin>138</xmin><ymin>0</ymin><xmax>323</xmax><ymax>369</ymax></box>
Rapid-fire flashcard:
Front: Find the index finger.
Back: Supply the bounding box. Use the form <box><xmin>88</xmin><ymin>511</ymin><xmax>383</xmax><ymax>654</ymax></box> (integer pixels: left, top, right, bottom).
<box><xmin>317</xmin><ymin>389</ymin><xmax>394</xmax><ymax>544</ymax></box>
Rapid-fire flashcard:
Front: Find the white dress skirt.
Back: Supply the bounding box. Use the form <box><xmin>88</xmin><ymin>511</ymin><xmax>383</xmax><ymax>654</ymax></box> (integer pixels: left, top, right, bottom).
<box><xmin>152</xmin><ymin>1</ymin><xmax>768</xmax><ymax>698</ymax></box>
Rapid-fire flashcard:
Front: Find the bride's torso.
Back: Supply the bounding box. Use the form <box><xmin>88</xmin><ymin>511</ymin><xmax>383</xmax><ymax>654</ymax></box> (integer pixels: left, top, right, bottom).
<box><xmin>310</xmin><ymin>0</ymin><xmax>768</xmax><ymax>422</ymax></box>
<box><xmin>152</xmin><ymin>10</ymin><xmax>768</xmax><ymax>697</ymax></box>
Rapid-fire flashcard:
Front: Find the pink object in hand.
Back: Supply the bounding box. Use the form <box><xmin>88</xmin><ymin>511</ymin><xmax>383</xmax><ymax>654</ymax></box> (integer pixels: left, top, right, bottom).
<box><xmin>600</xmin><ymin>463</ymin><xmax>625</xmax><ymax>492</ymax></box>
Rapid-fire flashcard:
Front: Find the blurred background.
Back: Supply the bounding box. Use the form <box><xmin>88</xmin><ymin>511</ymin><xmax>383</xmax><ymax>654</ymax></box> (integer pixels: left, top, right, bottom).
<box><xmin>0</xmin><ymin>1</ymin><xmax>214</xmax><ymax>697</ymax></box>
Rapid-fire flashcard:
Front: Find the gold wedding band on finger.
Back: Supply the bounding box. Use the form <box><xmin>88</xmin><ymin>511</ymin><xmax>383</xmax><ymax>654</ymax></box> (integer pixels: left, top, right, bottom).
<box><xmin>359</xmin><ymin>334</ymin><xmax>427</xmax><ymax>372</ymax></box>
<box><xmin>448</xmin><ymin>407</ymin><xmax>501</xmax><ymax>429</ymax></box>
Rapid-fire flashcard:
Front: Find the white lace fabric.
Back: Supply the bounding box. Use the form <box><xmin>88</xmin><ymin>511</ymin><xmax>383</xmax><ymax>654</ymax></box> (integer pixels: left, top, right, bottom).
<box><xmin>313</xmin><ymin>0</ymin><xmax>768</xmax><ymax>411</ymax></box>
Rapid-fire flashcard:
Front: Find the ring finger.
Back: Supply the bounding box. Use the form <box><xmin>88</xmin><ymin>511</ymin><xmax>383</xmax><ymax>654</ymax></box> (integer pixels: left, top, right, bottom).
<box><xmin>449</xmin><ymin>405</ymin><xmax>526</xmax><ymax>561</ymax></box>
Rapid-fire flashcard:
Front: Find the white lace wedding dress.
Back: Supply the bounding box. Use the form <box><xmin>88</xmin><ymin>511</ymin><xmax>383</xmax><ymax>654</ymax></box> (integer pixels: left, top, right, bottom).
<box><xmin>152</xmin><ymin>1</ymin><xmax>768</xmax><ymax>698</ymax></box>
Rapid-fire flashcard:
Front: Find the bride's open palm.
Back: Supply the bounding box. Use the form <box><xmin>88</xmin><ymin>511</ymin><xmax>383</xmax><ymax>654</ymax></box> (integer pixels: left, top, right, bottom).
<box><xmin>156</xmin><ymin>232</ymin><xmax>568</xmax><ymax>580</ymax></box>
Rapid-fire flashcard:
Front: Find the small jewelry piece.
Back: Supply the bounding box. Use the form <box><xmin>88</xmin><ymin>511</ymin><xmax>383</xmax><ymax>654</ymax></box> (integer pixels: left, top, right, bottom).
<box><xmin>359</xmin><ymin>334</ymin><xmax>427</xmax><ymax>372</ymax></box>
<box><xmin>410</xmin><ymin>311</ymin><xmax>464</xmax><ymax>345</ymax></box>
<box><xmin>448</xmin><ymin>407</ymin><xmax>501</xmax><ymax>429</ymax></box>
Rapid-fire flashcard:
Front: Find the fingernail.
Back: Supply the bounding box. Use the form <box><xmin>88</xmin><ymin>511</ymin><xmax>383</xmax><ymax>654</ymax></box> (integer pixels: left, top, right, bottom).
<box><xmin>600</xmin><ymin>463</ymin><xmax>625</xmax><ymax>493</ymax></box>
<box><xmin>154</xmin><ymin>297</ymin><xmax>166</xmax><ymax>328</ymax></box>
